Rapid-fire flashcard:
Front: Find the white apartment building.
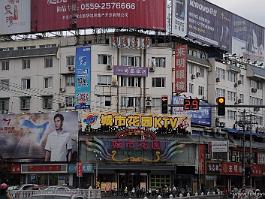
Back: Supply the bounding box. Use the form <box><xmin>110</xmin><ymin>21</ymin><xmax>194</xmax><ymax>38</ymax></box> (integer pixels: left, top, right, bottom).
<box><xmin>0</xmin><ymin>33</ymin><xmax>264</xmax><ymax>133</ymax></box>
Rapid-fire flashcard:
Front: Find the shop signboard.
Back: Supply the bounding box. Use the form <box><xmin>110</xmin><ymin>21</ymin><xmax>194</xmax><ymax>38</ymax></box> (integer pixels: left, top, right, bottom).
<box><xmin>113</xmin><ymin>66</ymin><xmax>148</xmax><ymax>77</ymax></box>
<box><xmin>110</xmin><ymin>36</ymin><xmax>151</xmax><ymax>49</ymax></box>
<box><xmin>206</xmin><ymin>162</ymin><xmax>220</xmax><ymax>174</ymax></box>
<box><xmin>68</xmin><ymin>163</ymin><xmax>94</xmax><ymax>173</ymax></box>
<box><xmin>75</xmin><ymin>46</ymin><xmax>91</xmax><ymax>109</ymax></box>
<box><xmin>76</xmin><ymin>162</ymin><xmax>83</xmax><ymax>177</ymax></box>
<box><xmin>251</xmin><ymin>164</ymin><xmax>263</xmax><ymax>176</ymax></box>
<box><xmin>175</xmin><ymin>45</ymin><xmax>188</xmax><ymax>93</ymax></box>
<box><xmin>211</xmin><ymin>141</ymin><xmax>228</xmax><ymax>153</ymax></box>
<box><xmin>0</xmin><ymin>112</ymin><xmax>78</xmax><ymax>162</ymax></box>
<box><xmin>21</xmin><ymin>164</ymin><xmax>68</xmax><ymax>174</ymax></box>
<box><xmin>221</xmin><ymin>162</ymin><xmax>242</xmax><ymax>176</ymax></box>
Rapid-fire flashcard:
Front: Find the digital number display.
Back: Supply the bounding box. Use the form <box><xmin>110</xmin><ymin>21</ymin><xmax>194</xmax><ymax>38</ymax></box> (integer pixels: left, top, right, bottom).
<box><xmin>184</xmin><ymin>99</ymin><xmax>199</xmax><ymax>110</ymax></box>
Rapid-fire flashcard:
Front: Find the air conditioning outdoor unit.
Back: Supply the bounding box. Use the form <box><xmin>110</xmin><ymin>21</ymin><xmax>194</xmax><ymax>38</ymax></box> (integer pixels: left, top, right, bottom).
<box><xmin>196</xmin><ymin>72</ymin><xmax>200</xmax><ymax>77</ymax></box>
<box><xmin>106</xmin><ymin>65</ymin><xmax>112</xmax><ymax>70</ymax></box>
<box><xmin>149</xmin><ymin>67</ymin><xmax>155</xmax><ymax>72</ymax></box>
<box><xmin>146</xmin><ymin>100</ymin><xmax>152</xmax><ymax>107</ymax></box>
<box><xmin>191</xmin><ymin>74</ymin><xmax>196</xmax><ymax>79</ymax></box>
<box><xmin>60</xmin><ymin>88</ymin><xmax>65</xmax><ymax>92</ymax></box>
<box><xmin>237</xmin><ymin>99</ymin><xmax>242</xmax><ymax>104</ymax></box>
<box><xmin>216</xmin><ymin>77</ymin><xmax>220</xmax><ymax>82</ymax></box>
<box><xmin>68</xmin><ymin>65</ymin><xmax>74</xmax><ymax>71</ymax></box>
<box><xmin>58</xmin><ymin>103</ymin><xmax>65</xmax><ymax>108</ymax></box>
<box><xmin>234</xmin><ymin>83</ymin><xmax>238</xmax><ymax>88</ymax></box>
<box><xmin>251</xmin><ymin>88</ymin><xmax>257</xmax><ymax>93</ymax></box>
<box><xmin>238</xmin><ymin>80</ymin><xmax>242</xmax><ymax>85</ymax></box>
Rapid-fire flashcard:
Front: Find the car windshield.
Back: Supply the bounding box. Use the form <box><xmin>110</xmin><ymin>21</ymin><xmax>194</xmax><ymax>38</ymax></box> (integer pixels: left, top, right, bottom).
<box><xmin>30</xmin><ymin>196</ymin><xmax>71</xmax><ymax>199</ymax></box>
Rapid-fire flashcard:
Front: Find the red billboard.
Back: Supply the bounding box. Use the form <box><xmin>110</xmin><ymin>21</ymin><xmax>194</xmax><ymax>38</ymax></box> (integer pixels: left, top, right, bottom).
<box><xmin>31</xmin><ymin>0</ymin><xmax>166</xmax><ymax>32</ymax></box>
<box><xmin>221</xmin><ymin>162</ymin><xmax>242</xmax><ymax>176</ymax></box>
<box><xmin>175</xmin><ymin>44</ymin><xmax>187</xmax><ymax>93</ymax></box>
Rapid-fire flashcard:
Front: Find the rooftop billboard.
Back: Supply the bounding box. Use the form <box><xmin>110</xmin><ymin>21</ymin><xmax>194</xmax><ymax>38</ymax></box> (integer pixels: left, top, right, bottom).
<box><xmin>0</xmin><ymin>112</ymin><xmax>78</xmax><ymax>162</ymax></box>
<box><xmin>31</xmin><ymin>0</ymin><xmax>166</xmax><ymax>33</ymax></box>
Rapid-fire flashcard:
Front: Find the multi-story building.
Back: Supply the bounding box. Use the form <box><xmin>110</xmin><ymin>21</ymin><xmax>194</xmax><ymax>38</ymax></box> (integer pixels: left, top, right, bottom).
<box><xmin>0</xmin><ymin>33</ymin><xmax>265</xmax><ymax>193</ymax></box>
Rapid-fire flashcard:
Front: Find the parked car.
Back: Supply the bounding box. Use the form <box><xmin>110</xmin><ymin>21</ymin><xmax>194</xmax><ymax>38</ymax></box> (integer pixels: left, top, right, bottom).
<box><xmin>12</xmin><ymin>184</ymin><xmax>40</xmax><ymax>191</ymax></box>
<box><xmin>29</xmin><ymin>193</ymin><xmax>87</xmax><ymax>199</ymax></box>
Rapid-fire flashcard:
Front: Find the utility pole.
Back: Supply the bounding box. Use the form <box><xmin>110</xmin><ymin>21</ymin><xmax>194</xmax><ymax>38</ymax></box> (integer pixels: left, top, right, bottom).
<box><xmin>242</xmin><ymin>109</ymin><xmax>246</xmax><ymax>188</ymax></box>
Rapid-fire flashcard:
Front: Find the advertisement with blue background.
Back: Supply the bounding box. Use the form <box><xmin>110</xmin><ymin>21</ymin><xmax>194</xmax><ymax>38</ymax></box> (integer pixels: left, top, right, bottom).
<box><xmin>75</xmin><ymin>47</ymin><xmax>91</xmax><ymax>109</ymax></box>
<box><xmin>172</xmin><ymin>96</ymin><xmax>211</xmax><ymax>126</ymax></box>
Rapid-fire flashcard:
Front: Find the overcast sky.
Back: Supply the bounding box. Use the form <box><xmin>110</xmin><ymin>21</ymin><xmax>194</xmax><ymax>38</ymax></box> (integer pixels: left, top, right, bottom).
<box><xmin>207</xmin><ymin>0</ymin><xmax>265</xmax><ymax>27</ymax></box>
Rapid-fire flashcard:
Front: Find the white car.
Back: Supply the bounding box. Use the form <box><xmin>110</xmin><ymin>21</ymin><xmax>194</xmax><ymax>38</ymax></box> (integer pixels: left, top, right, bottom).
<box><xmin>44</xmin><ymin>186</ymin><xmax>71</xmax><ymax>192</ymax></box>
<box><xmin>29</xmin><ymin>193</ymin><xmax>86</xmax><ymax>199</ymax></box>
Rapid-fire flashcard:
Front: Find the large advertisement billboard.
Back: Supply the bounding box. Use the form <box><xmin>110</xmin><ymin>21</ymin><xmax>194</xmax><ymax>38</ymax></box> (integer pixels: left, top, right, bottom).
<box><xmin>187</xmin><ymin>0</ymin><xmax>232</xmax><ymax>51</ymax></box>
<box><xmin>75</xmin><ymin>46</ymin><xmax>91</xmax><ymax>109</ymax></box>
<box><xmin>0</xmin><ymin>0</ymin><xmax>31</xmax><ymax>35</ymax></box>
<box><xmin>171</xmin><ymin>0</ymin><xmax>188</xmax><ymax>37</ymax></box>
<box><xmin>31</xmin><ymin>0</ymin><xmax>166</xmax><ymax>33</ymax></box>
<box><xmin>0</xmin><ymin>112</ymin><xmax>78</xmax><ymax>162</ymax></box>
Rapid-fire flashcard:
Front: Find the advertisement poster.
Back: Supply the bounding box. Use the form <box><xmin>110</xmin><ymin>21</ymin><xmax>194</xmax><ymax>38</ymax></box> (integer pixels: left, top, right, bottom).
<box><xmin>75</xmin><ymin>46</ymin><xmax>91</xmax><ymax>109</ymax></box>
<box><xmin>0</xmin><ymin>0</ymin><xmax>31</xmax><ymax>35</ymax></box>
<box><xmin>187</xmin><ymin>0</ymin><xmax>232</xmax><ymax>51</ymax></box>
<box><xmin>31</xmin><ymin>0</ymin><xmax>166</xmax><ymax>33</ymax></box>
<box><xmin>0</xmin><ymin>112</ymin><xmax>78</xmax><ymax>162</ymax></box>
<box><xmin>172</xmin><ymin>96</ymin><xmax>211</xmax><ymax>126</ymax></box>
<box><xmin>171</xmin><ymin>0</ymin><xmax>188</xmax><ymax>37</ymax></box>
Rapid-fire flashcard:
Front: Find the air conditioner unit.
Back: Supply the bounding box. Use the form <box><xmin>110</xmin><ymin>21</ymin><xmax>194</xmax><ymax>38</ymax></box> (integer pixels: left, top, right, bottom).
<box><xmin>146</xmin><ymin>96</ymin><xmax>152</xmax><ymax>102</ymax></box>
<box><xmin>112</xmin><ymin>80</ymin><xmax>118</xmax><ymax>86</ymax></box>
<box><xmin>251</xmin><ymin>88</ymin><xmax>257</xmax><ymax>93</ymax></box>
<box><xmin>146</xmin><ymin>100</ymin><xmax>152</xmax><ymax>107</ymax></box>
<box><xmin>191</xmin><ymin>74</ymin><xmax>195</xmax><ymax>79</ymax></box>
<box><xmin>238</xmin><ymin>80</ymin><xmax>242</xmax><ymax>85</ymax></box>
<box><xmin>216</xmin><ymin>77</ymin><xmax>220</xmax><ymax>82</ymax></box>
<box><xmin>149</xmin><ymin>67</ymin><xmax>155</xmax><ymax>72</ymax></box>
<box><xmin>237</xmin><ymin>99</ymin><xmax>242</xmax><ymax>104</ymax></box>
<box><xmin>60</xmin><ymin>88</ymin><xmax>65</xmax><ymax>92</ymax></box>
<box><xmin>58</xmin><ymin>103</ymin><xmax>65</xmax><ymax>108</ymax></box>
<box><xmin>68</xmin><ymin>65</ymin><xmax>74</xmax><ymax>71</ymax></box>
<box><xmin>196</xmin><ymin>72</ymin><xmax>200</xmax><ymax>77</ymax></box>
<box><xmin>254</xmin><ymin>107</ymin><xmax>260</xmax><ymax>112</ymax></box>
<box><xmin>106</xmin><ymin>65</ymin><xmax>112</xmax><ymax>70</ymax></box>
<box><xmin>234</xmin><ymin>83</ymin><xmax>238</xmax><ymax>88</ymax></box>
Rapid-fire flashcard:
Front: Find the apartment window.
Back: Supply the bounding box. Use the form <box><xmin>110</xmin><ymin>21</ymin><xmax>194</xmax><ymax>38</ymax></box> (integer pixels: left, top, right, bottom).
<box><xmin>227</xmin><ymin>71</ymin><xmax>237</xmax><ymax>82</ymax></box>
<box><xmin>0</xmin><ymin>79</ymin><xmax>9</xmax><ymax>90</ymax></box>
<box><xmin>21</xmin><ymin>78</ymin><xmax>31</xmax><ymax>90</ymax></box>
<box><xmin>152</xmin><ymin>77</ymin><xmax>165</xmax><ymax>87</ymax></box>
<box><xmin>121</xmin><ymin>56</ymin><xmax>141</xmax><ymax>67</ymax></box>
<box><xmin>250</xmin><ymin>80</ymin><xmax>262</xmax><ymax>89</ymax></box>
<box><xmin>65</xmin><ymin>96</ymin><xmax>75</xmax><ymax>107</ymax></box>
<box><xmin>0</xmin><ymin>98</ymin><xmax>9</xmax><ymax>113</ymax></box>
<box><xmin>228</xmin><ymin>91</ymin><xmax>236</xmax><ymax>101</ymax></box>
<box><xmin>216</xmin><ymin>68</ymin><xmax>225</xmax><ymax>80</ymax></box>
<box><xmin>199</xmin><ymin>67</ymin><xmax>205</xmax><ymax>78</ymax></box>
<box><xmin>2</xmin><ymin>60</ymin><xmax>9</xmax><ymax>71</ymax></box>
<box><xmin>44</xmin><ymin>57</ymin><xmax>53</xmax><ymax>68</ymax></box>
<box><xmin>42</xmin><ymin>96</ymin><xmax>53</xmax><ymax>109</ymax></box>
<box><xmin>100</xmin><ymin>96</ymin><xmax>111</xmax><ymax>107</ymax></box>
<box><xmin>65</xmin><ymin>75</ymin><xmax>75</xmax><ymax>86</ymax></box>
<box><xmin>152</xmin><ymin>98</ymin><xmax>161</xmax><ymax>108</ymax></box>
<box><xmin>44</xmin><ymin>77</ymin><xmax>53</xmax><ymax>88</ymax></box>
<box><xmin>198</xmin><ymin>86</ymin><xmax>204</xmax><ymax>96</ymax></box>
<box><xmin>151</xmin><ymin>57</ymin><xmax>166</xmax><ymax>68</ymax></box>
<box><xmin>257</xmin><ymin>81</ymin><xmax>262</xmax><ymax>90</ymax></box>
<box><xmin>189</xmin><ymin>64</ymin><xmax>194</xmax><ymax>75</ymax></box>
<box><xmin>97</xmin><ymin>75</ymin><xmax>112</xmax><ymax>85</ymax></box>
<box><xmin>20</xmin><ymin>97</ymin><xmax>31</xmax><ymax>110</ymax></box>
<box><xmin>228</xmin><ymin>110</ymin><xmax>237</xmax><ymax>120</ymax></box>
<box><xmin>98</xmin><ymin>54</ymin><xmax>112</xmax><ymax>65</ymax></box>
<box><xmin>22</xmin><ymin>59</ymin><xmax>30</xmax><ymax>69</ymax></box>
<box><xmin>239</xmin><ymin>94</ymin><xmax>244</xmax><ymax>103</ymax></box>
<box><xmin>216</xmin><ymin>88</ymin><xmax>225</xmax><ymax>98</ymax></box>
<box><xmin>239</xmin><ymin>75</ymin><xmax>244</xmax><ymax>84</ymax></box>
<box><xmin>66</xmin><ymin>56</ymin><xmax>75</xmax><ymax>66</ymax></box>
<box><xmin>189</xmin><ymin>83</ymin><xmax>194</xmax><ymax>93</ymax></box>
<box><xmin>121</xmin><ymin>97</ymin><xmax>140</xmax><ymax>108</ymax></box>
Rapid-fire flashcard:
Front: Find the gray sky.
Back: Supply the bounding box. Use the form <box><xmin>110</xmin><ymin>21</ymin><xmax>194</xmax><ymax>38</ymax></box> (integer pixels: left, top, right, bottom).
<box><xmin>207</xmin><ymin>0</ymin><xmax>265</xmax><ymax>27</ymax></box>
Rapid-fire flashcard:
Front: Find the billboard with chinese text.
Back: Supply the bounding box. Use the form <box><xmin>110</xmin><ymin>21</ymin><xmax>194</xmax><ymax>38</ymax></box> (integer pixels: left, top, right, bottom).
<box><xmin>175</xmin><ymin>45</ymin><xmax>187</xmax><ymax>93</ymax></box>
<box><xmin>31</xmin><ymin>0</ymin><xmax>166</xmax><ymax>33</ymax></box>
<box><xmin>0</xmin><ymin>0</ymin><xmax>31</xmax><ymax>35</ymax></box>
<box><xmin>75</xmin><ymin>46</ymin><xmax>91</xmax><ymax>109</ymax></box>
<box><xmin>0</xmin><ymin>112</ymin><xmax>78</xmax><ymax>162</ymax></box>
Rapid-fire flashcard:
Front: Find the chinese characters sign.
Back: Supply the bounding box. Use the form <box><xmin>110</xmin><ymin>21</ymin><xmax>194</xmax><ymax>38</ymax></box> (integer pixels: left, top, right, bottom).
<box><xmin>221</xmin><ymin>162</ymin><xmax>242</xmax><ymax>176</ymax></box>
<box><xmin>111</xmin><ymin>36</ymin><xmax>151</xmax><ymax>49</ymax></box>
<box><xmin>0</xmin><ymin>0</ymin><xmax>30</xmax><ymax>35</ymax></box>
<box><xmin>207</xmin><ymin>162</ymin><xmax>220</xmax><ymax>174</ymax></box>
<box><xmin>75</xmin><ymin>47</ymin><xmax>91</xmax><ymax>109</ymax></box>
<box><xmin>113</xmin><ymin>65</ymin><xmax>148</xmax><ymax>77</ymax></box>
<box><xmin>175</xmin><ymin>45</ymin><xmax>187</xmax><ymax>93</ymax></box>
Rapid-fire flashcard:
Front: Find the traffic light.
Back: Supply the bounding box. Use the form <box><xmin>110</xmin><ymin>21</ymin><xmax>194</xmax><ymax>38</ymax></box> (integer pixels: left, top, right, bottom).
<box><xmin>216</xmin><ymin>97</ymin><xmax>225</xmax><ymax>116</ymax></box>
<box><xmin>161</xmin><ymin>96</ymin><xmax>168</xmax><ymax>114</ymax></box>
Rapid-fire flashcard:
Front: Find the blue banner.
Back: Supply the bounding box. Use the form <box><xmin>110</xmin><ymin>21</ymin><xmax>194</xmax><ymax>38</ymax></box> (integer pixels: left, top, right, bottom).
<box><xmin>75</xmin><ymin>47</ymin><xmax>91</xmax><ymax>109</ymax></box>
<box><xmin>68</xmin><ymin>163</ymin><xmax>94</xmax><ymax>173</ymax></box>
<box><xmin>172</xmin><ymin>96</ymin><xmax>211</xmax><ymax>126</ymax></box>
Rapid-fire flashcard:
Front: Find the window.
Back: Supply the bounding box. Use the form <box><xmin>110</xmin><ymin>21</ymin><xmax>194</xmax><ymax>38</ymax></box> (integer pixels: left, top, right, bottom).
<box><xmin>99</xmin><ymin>96</ymin><xmax>111</xmax><ymax>107</ymax></box>
<box><xmin>97</xmin><ymin>75</ymin><xmax>112</xmax><ymax>85</ymax></box>
<box><xmin>189</xmin><ymin>83</ymin><xmax>194</xmax><ymax>93</ymax></box>
<box><xmin>239</xmin><ymin>94</ymin><xmax>244</xmax><ymax>103</ymax></box>
<box><xmin>198</xmin><ymin>86</ymin><xmax>204</xmax><ymax>96</ymax></box>
<box><xmin>121</xmin><ymin>56</ymin><xmax>141</xmax><ymax>67</ymax></box>
<box><xmin>227</xmin><ymin>71</ymin><xmax>237</xmax><ymax>82</ymax></box>
<box><xmin>2</xmin><ymin>60</ymin><xmax>9</xmax><ymax>71</ymax></box>
<box><xmin>22</xmin><ymin>59</ymin><xmax>30</xmax><ymax>69</ymax></box>
<box><xmin>152</xmin><ymin>98</ymin><xmax>161</xmax><ymax>108</ymax></box>
<box><xmin>65</xmin><ymin>96</ymin><xmax>75</xmax><ymax>107</ymax></box>
<box><xmin>42</xmin><ymin>96</ymin><xmax>53</xmax><ymax>109</ymax></box>
<box><xmin>227</xmin><ymin>91</ymin><xmax>236</xmax><ymax>101</ymax></box>
<box><xmin>239</xmin><ymin>75</ymin><xmax>244</xmax><ymax>84</ymax></box>
<box><xmin>66</xmin><ymin>56</ymin><xmax>75</xmax><ymax>66</ymax></box>
<box><xmin>21</xmin><ymin>78</ymin><xmax>30</xmax><ymax>90</ymax></box>
<box><xmin>0</xmin><ymin>79</ymin><xmax>9</xmax><ymax>90</ymax></box>
<box><xmin>216</xmin><ymin>68</ymin><xmax>225</xmax><ymax>80</ymax></box>
<box><xmin>17</xmin><ymin>46</ymin><xmax>36</xmax><ymax>50</ymax></box>
<box><xmin>39</xmin><ymin>44</ymin><xmax>56</xmax><ymax>48</ymax></box>
<box><xmin>98</xmin><ymin>54</ymin><xmax>112</xmax><ymax>65</ymax></box>
<box><xmin>152</xmin><ymin>77</ymin><xmax>165</xmax><ymax>87</ymax></box>
<box><xmin>44</xmin><ymin>77</ymin><xmax>53</xmax><ymax>88</ymax></box>
<box><xmin>151</xmin><ymin>57</ymin><xmax>166</xmax><ymax>68</ymax></box>
<box><xmin>44</xmin><ymin>57</ymin><xmax>53</xmax><ymax>68</ymax></box>
<box><xmin>65</xmin><ymin>75</ymin><xmax>75</xmax><ymax>86</ymax></box>
<box><xmin>121</xmin><ymin>97</ymin><xmax>140</xmax><ymax>108</ymax></box>
<box><xmin>189</xmin><ymin>64</ymin><xmax>194</xmax><ymax>75</ymax></box>
<box><xmin>0</xmin><ymin>98</ymin><xmax>9</xmax><ymax>113</ymax></box>
<box><xmin>120</xmin><ymin>77</ymin><xmax>141</xmax><ymax>87</ymax></box>
<box><xmin>216</xmin><ymin>88</ymin><xmax>225</xmax><ymax>98</ymax></box>
<box><xmin>20</xmin><ymin>97</ymin><xmax>30</xmax><ymax>110</ymax></box>
<box><xmin>199</xmin><ymin>67</ymin><xmax>204</xmax><ymax>78</ymax></box>
<box><xmin>228</xmin><ymin>110</ymin><xmax>237</xmax><ymax>120</ymax></box>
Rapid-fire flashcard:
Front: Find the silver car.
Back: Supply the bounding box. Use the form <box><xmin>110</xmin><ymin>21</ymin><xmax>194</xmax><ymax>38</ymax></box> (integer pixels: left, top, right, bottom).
<box><xmin>29</xmin><ymin>193</ymin><xmax>87</xmax><ymax>199</ymax></box>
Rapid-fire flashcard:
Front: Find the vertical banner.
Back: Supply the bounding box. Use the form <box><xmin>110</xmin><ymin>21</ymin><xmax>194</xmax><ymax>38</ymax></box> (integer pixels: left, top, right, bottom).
<box><xmin>198</xmin><ymin>144</ymin><xmax>206</xmax><ymax>175</ymax></box>
<box><xmin>171</xmin><ymin>0</ymin><xmax>188</xmax><ymax>37</ymax></box>
<box><xmin>175</xmin><ymin>45</ymin><xmax>187</xmax><ymax>93</ymax></box>
<box><xmin>76</xmin><ymin>162</ymin><xmax>83</xmax><ymax>177</ymax></box>
<box><xmin>75</xmin><ymin>47</ymin><xmax>91</xmax><ymax>109</ymax></box>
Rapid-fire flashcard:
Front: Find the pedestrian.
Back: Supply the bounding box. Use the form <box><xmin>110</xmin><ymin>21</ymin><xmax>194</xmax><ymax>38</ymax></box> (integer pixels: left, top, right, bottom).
<box><xmin>0</xmin><ymin>183</ymin><xmax>13</xmax><ymax>199</ymax></box>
